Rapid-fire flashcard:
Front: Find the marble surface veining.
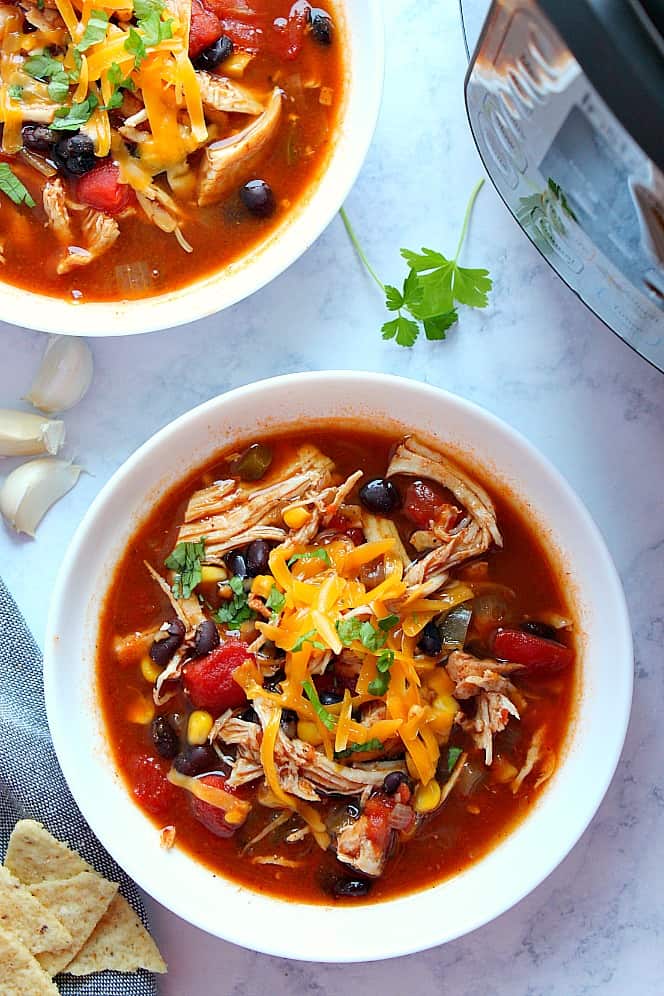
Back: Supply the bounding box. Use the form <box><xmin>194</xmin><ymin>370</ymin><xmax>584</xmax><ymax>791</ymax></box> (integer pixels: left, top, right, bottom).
<box><xmin>1</xmin><ymin>1</ymin><xmax>663</xmax><ymax>993</ymax></box>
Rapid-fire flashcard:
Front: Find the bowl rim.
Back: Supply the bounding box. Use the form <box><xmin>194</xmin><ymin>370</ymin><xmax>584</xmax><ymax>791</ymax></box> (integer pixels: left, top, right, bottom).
<box><xmin>44</xmin><ymin>371</ymin><xmax>634</xmax><ymax>961</ymax></box>
<box><xmin>1</xmin><ymin>1</ymin><xmax>384</xmax><ymax>337</ymax></box>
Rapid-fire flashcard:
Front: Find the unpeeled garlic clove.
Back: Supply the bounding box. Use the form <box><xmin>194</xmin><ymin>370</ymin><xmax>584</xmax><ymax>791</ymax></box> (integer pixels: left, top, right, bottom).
<box><xmin>0</xmin><ymin>458</ymin><xmax>82</xmax><ymax>536</ymax></box>
<box><xmin>0</xmin><ymin>408</ymin><xmax>65</xmax><ymax>457</ymax></box>
<box><xmin>25</xmin><ymin>335</ymin><xmax>93</xmax><ymax>414</ymax></box>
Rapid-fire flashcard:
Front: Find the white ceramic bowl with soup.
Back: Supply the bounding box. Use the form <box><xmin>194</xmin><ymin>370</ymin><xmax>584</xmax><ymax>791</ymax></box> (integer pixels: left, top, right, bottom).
<box><xmin>44</xmin><ymin>372</ymin><xmax>632</xmax><ymax>961</ymax></box>
<box><xmin>3</xmin><ymin>2</ymin><xmax>383</xmax><ymax>337</ymax></box>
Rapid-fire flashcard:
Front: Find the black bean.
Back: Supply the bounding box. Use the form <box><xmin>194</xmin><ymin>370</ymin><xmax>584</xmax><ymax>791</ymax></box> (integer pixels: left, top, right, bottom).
<box><xmin>417</xmin><ymin>621</ymin><xmax>442</xmax><ymax>657</ymax></box>
<box><xmin>53</xmin><ymin>132</ymin><xmax>95</xmax><ymax>175</ymax></box>
<box><xmin>192</xmin><ymin>619</ymin><xmax>220</xmax><ymax>658</ymax></box>
<box><xmin>319</xmin><ymin>689</ymin><xmax>343</xmax><ymax>705</ymax></box>
<box><xmin>246</xmin><ymin>539</ymin><xmax>271</xmax><ymax>577</ymax></box>
<box><xmin>151</xmin><ymin>715</ymin><xmax>179</xmax><ymax>759</ymax></box>
<box><xmin>280</xmin><ymin>708</ymin><xmax>298</xmax><ymax>739</ymax></box>
<box><xmin>383</xmin><ymin>770</ymin><xmax>408</xmax><ymax>795</ymax></box>
<box><xmin>521</xmin><ymin>620</ymin><xmax>558</xmax><ymax>641</ymax></box>
<box><xmin>239</xmin><ymin>706</ymin><xmax>259</xmax><ymax>724</ymax></box>
<box><xmin>332</xmin><ymin>876</ymin><xmax>371</xmax><ymax>899</ymax></box>
<box><xmin>22</xmin><ymin>124</ymin><xmax>56</xmax><ymax>155</ymax></box>
<box><xmin>240</xmin><ymin>180</ymin><xmax>276</xmax><ymax>219</ymax></box>
<box><xmin>149</xmin><ymin>618</ymin><xmax>186</xmax><ymax>666</ymax></box>
<box><xmin>173</xmin><ymin>744</ymin><xmax>218</xmax><ymax>776</ymax></box>
<box><xmin>225</xmin><ymin>551</ymin><xmax>248</xmax><ymax>578</ymax></box>
<box><xmin>192</xmin><ymin>34</ymin><xmax>233</xmax><ymax>71</ymax></box>
<box><xmin>308</xmin><ymin>7</ymin><xmax>333</xmax><ymax>44</ymax></box>
<box><xmin>359</xmin><ymin>478</ymin><xmax>401</xmax><ymax>515</ymax></box>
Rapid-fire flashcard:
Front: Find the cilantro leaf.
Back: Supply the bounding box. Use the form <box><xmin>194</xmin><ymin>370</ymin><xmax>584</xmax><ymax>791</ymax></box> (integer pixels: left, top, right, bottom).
<box><xmin>302</xmin><ymin>680</ymin><xmax>336</xmax><ymax>730</ymax></box>
<box><xmin>164</xmin><ymin>538</ymin><xmax>206</xmax><ymax>599</ymax></box>
<box><xmin>378</xmin><ymin>614</ymin><xmax>399</xmax><ymax>632</ymax></box>
<box><xmin>447</xmin><ymin>746</ymin><xmax>463</xmax><ymax>772</ymax></box>
<box><xmin>291</xmin><ymin>629</ymin><xmax>325</xmax><ymax>653</ymax></box>
<box><xmin>381</xmin><ymin>315</ymin><xmax>419</xmax><ymax>347</ymax></box>
<box><xmin>8</xmin><ymin>84</ymin><xmax>22</xmax><ymax>101</ymax></box>
<box><xmin>47</xmin><ymin>75</ymin><xmax>70</xmax><ymax>102</ymax></box>
<box><xmin>50</xmin><ymin>94</ymin><xmax>99</xmax><ymax>131</ymax></box>
<box><xmin>24</xmin><ymin>54</ymin><xmax>72</xmax><ymax>103</ymax></box>
<box><xmin>340</xmin><ymin>179</ymin><xmax>491</xmax><ymax>349</ymax></box>
<box><xmin>108</xmin><ymin>61</ymin><xmax>135</xmax><ymax>91</ymax></box>
<box><xmin>0</xmin><ymin>164</ymin><xmax>35</xmax><ymax>208</ymax></box>
<box><xmin>334</xmin><ymin>738</ymin><xmax>383</xmax><ymax>759</ymax></box>
<box><xmin>368</xmin><ymin>648</ymin><xmax>394</xmax><ymax>695</ymax></box>
<box><xmin>125</xmin><ymin>28</ymin><xmax>147</xmax><ymax>68</ymax></box>
<box><xmin>336</xmin><ymin>617</ymin><xmax>388</xmax><ymax>652</ymax></box>
<box><xmin>76</xmin><ymin>9</ymin><xmax>110</xmax><ymax>52</ymax></box>
<box><xmin>140</xmin><ymin>9</ymin><xmax>173</xmax><ymax>46</ymax></box>
<box><xmin>265</xmin><ymin>585</ymin><xmax>285</xmax><ymax>619</ymax></box>
<box><xmin>287</xmin><ymin>548</ymin><xmax>331</xmax><ymax>568</ymax></box>
<box><xmin>215</xmin><ymin>574</ymin><xmax>256</xmax><ymax>629</ymax></box>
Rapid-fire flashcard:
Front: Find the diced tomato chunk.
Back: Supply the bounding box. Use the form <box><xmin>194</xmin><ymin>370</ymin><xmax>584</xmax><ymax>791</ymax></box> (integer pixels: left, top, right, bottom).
<box><xmin>269</xmin><ymin>1</ymin><xmax>308</xmax><ymax>60</ymax></box>
<box><xmin>493</xmin><ymin>627</ymin><xmax>573</xmax><ymax>674</ymax></box>
<box><xmin>131</xmin><ymin>755</ymin><xmax>176</xmax><ymax>818</ymax></box>
<box><xmin>76</xmin><ymin>162</ymin><xmax>133</xmax><ymax>216</ymax></box>
<box><xmin>217</xmin><ymin>15</ymin><xmax>265</xmax><ymax>51</ymax></box>
<box><xmin>183</xmin><ymin>639</ymin><xmax>252</xmax><ymax>714</ymax></box>
<box><xmin>403</xmin><ymin>480</ymin><xmax>451</xmax><ymax>528</ymax></box>
<box><xmin>190</xmin><ymin>773</ymin><xmax>244</xmax><ymax>838</ymax></box>
<box><xmin>189</xmin><ymin>0</ymin><xmax>223</xmax><ymax>58</ymax></box>
<box><xmin>363</xmin><ymin>794</ymin><xmax>393</xmax><ymax>848</ymax></box>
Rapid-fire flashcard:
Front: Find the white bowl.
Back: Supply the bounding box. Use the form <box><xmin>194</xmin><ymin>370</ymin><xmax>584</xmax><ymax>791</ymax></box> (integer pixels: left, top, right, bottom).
<box><xmin>45</xmin><ymin>372</ymin><xmax>633</xmax><ymax>962</ymax></box>
<box><xmin>5</xmin><ymin>4</ymin><xmax>383</xmax><ymax>337</ymax></box>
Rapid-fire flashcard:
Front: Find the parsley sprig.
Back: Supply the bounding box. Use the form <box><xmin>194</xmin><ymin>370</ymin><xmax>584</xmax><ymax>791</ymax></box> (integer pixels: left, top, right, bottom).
<box><xmin>340</xmin><ymin>179</ymin><xmax>492</xmax><ymax>347</ymax></box>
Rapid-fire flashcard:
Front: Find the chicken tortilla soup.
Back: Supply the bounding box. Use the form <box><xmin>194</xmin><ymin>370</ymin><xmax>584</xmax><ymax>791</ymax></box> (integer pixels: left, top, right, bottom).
<box><xmin>98</xmin><ymin>429</ymin><xmax>577</xmax><ymax>904</ymax></box>
<box><xmin>0</xmin><ymin>1</ymin><xmax>344</xmax><ymax>300</ymax></box>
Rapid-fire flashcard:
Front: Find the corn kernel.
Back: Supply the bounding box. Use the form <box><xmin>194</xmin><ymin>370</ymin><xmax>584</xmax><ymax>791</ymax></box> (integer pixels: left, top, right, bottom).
<box><xmin>187</xmin><ymin>710</ymin><xmax>214</xmax><ymax>746</ymax></box>
<box><xmin>140</xmin><ymin>656</ymin><xmax>161</xmax><ymax>684</ymax></box>
<box><xmin>126</xmin><ymin>694</ymin><xmax>155</xmax><ymax>725</ymax></box>
<box><xmin>297</xmin><ymin>720</ymin><xmax>323</xmax><ymax>746</ymax></box>
<box><xmin>283</xmin><ymin>505</ymin><xmax>312</xmax><ymax>529</ymax></box>
<box><xmin>200</xmin><ymin>565</ymin><xmax>228</xmax><ymax>584</ymax></box>
<box><xmin>414</xmin><ymin>779</ymin><xmax>442</xmax><ymax>814</ymax></box>
<box><xmin>251</xmin><ymin>574</ymin><xmax>275</xmax><ymax>599</ymax></box>
<box><xmin>427</xmin><ymin>668</ymin><xmax>455</xmax><ymax>696</ymax></box>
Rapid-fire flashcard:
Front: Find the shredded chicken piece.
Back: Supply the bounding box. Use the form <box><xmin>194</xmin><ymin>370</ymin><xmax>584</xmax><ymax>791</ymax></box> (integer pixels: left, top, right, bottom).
<box><xmin>335</xmin><ymin>814</ymin><xmax>390</xmax><ymax>878</ymax></box>
<box><xmin>196</xmin><ymin>71</ymin><xmax>266</xmax><ymax>116</ymax></box>
<box><xmin>144</xmin><ymin>561</ymin><xmax>206</xmax><ymax>633</ymax></box>
<box><xmin>247</xmin><ymin>593</ymin><xmax>272</xmax><ymax>620</ymax></box>
<box><xmin>198</xmin><ymin>87</ymin><xmax>283</xmax><ymax>206</ymax></box>
<box><xmin>446</xmin><ymin>650</ymin><xmax>523</xmax><ymax>699</ymax></box>
<box><xmin>217</xmin><ymin>702</ymin><xmax>405</xmax><ymax>799</ymax></box>
<box><xmin>361</xmin><ymin>510</ymin><xmax>411</xmax><ymax>567</ymax></box>
<box><xmin>455</xmin><ymin>692</ymin><xmax>519</xmax><ymax>766</ymax></box>
<box><xmin>57</xmin><ymin>210</ymin><xmax>119</xmax><ymax>275</ymax></box>
<box><xmin>439</xmin><ymin>750</ymin><xmax>468</xmax><ymax>805</ymax></box>
<box><xmin>177</xmin><ymin>445</ymin><xmax>335</xmax><ymax>560</ymax></box>
<box><xmin>386</xmin><ymin>437</ymin><xmax>502</xmax><ymax>599</ymax></box>
<box><xmin>43</xmin><ymin>179</ymin><xmax>73</xmax><ymax>244</ymax></box>
<box><xmin>511</xmin><ymin>727</ymin><xmax>547</xmax><ymax>794</ymax></box>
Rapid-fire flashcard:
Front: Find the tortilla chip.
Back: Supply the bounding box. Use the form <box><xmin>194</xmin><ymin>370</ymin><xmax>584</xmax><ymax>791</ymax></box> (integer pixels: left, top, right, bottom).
<box><xmin>65</xmin><ymin>893</ymin><xmax>167</xmax><ymax>975</ymax></box>
<box><xmin>0</xmin><ymin>865</ymin><xmax>72</xmax><ymax>956</ymax></box>
<box><xmin>0</xmin><ymin>924</ymin><xmax>59</xmax><ymax>995</ymax></box>
<box><xmin>30</xmin><ymin>872</ymin><xmax>117</xmax><ymax>977</ymax></box>
<box><xmin>5</xmin><ymin>820</ymin><xmax>91</xmax><ymax>885</ymax></box>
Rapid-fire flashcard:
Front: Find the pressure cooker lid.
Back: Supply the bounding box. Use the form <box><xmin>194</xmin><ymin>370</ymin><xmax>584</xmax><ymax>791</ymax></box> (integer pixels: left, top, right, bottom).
<box><xmin>538</xmin><ymin>0</ymin><xmax>664</xmax><ymax>173</ymax></box>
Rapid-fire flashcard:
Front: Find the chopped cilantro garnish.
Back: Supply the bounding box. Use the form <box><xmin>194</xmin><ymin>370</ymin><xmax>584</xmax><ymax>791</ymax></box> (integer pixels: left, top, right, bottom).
<box><xmin>368</xmin><ymin>649</ymin><xmax>395</xmax><ymax>696</ymax></box>
<box><xmin>340</xmin><ymin>179</ymin><xmax>491</xmax><ymax>347</ymax></box>
<box><xmin>108</xmin><ymin>62</ymin><xmax>135</xmax><ymax>92</ymax></box>
<box><xmin>302</xmin><ymin>680</ymin><xmax>336</xmax><ymax>730</ymax></box>
<box><xmin>378</xmin><ymin>613</ymin><xmax>399</xmax><ymax>632</ymax></box>
<box><xmin>215</xmin><ymin>575</ymin><xmax>256</xmax><ymax>629</ymax></box>
<box><xmin>50</xmin><ymin>94</ymin><xmax>99</xmax><ymax>131</ymax></box>
<box><xmin>287</xmin><ymin>548</ymin><xmax>331</xmax><ymax>568</ymax></box>
<box><xmin>125</xmin><ymin>28</ymin><xmax>147</xmax><ymax>68</ymax></box>
<box><xmin>334</xmin><ymin>738</ymin><xmax>384</xmax><ymax>759</ymax></box>
<box><xmin>265</xmin><ymin>585</ymin><xmax>286</xmax><ymax>620</ymax></box>
<box><xmin>76</xmin><ymin>9</ymin><xmax>110</xmax><ymax>52</ymax></box>
<box><xmin>8</xmin><ymin>84</ymin><xmax>22</xmax><ymax>102</ymax></box>
<box><xmin>447</xmin><ymin>746</ymin><xmax>463</xmax><ymax>772</ymax></box>
<box><xmin>0</xmin><ymin>164</ymin><xmax>35</xmax><ymax>208</ymax></box>
<box><xmin>164</xmin><ymin>538</ymin><xmax>206</xmax><ymax>600</ymax></box>
<box><xmin>24</xmin><ymin>54</ymin><xmax>73</xmax><ymax>103</ymax></box>
<box><xmin>336</xmin><ymin>617</ymin><xmax>388</xmax><ymax>652</ymax></box>
<box><xmin>291</xmin><ymin>629</ymin><xmax>325</xmax><ymax>653</ymax></box>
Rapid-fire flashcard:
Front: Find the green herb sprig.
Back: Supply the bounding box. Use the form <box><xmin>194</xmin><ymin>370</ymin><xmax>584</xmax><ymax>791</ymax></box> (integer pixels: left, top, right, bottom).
<box><xmin>368</xmin><ymin>648</ymin><xmax>395</xmax><ymax>696</ymax></box>
<box><xmin>287</xmin><ymin>548</ymin><xmax>331</xmax><ymax>568</ymax></box>
<box><xmin>215</xmin><ymin>576</ymin><xmax>256</xmax><ymax>629</ymax></box>
<box><xmin>336</xmin><ymin>617</ymin><xmax>388</xmax><ymax>652</ymax></box>
<box><xmin>291</xmin><ymin>629</ymin><xmax>325</xmax><ymax>653</ymax></box>
<box><xmin>335</xmin><ymin>738</ymin><xmax>384</xmax><ymax>760</ymax></box>
<box><xmin>164</xmin><ymin>538</ymin><xmax>206</xmax><ymax>600</ymax></box>
<box><xmin>302</xmin><ymin>680</ymin><xmax>336</xmax><ymax>730</ymax></box>
<box><xmin>340</xmin><ymin>179</ymin><xmax>492</xmax><ymax>347</ymax></box>
<box><xmin>0</xmin><ymin>164</ymin><xmax>35</xmax><ymax>208</ymax></box>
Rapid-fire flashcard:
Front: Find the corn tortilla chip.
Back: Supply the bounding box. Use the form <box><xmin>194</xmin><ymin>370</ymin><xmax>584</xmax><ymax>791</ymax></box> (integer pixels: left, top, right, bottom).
<box><xmin>5</xmin><ymin>820</ymin><xmax>91</xmax><ymax>885</ymax></box>
<box><xmin>0</xmin><ymin>865</ymin><xmax>72</xmax><ymax>956</ymax></box>
<box><xmin>0</xmin><ymin>924</ymin><xmax>59</xmax><ymax>995</ymax></box>
<box><xmin>65</xmin><ymin>893</ymin><xmax>167</xmax><ymax>975</ymax></box>
<box><xmin>30</xmin><ymin>871</ymin><xmax>117</xmax><ymax>977</ymax></box>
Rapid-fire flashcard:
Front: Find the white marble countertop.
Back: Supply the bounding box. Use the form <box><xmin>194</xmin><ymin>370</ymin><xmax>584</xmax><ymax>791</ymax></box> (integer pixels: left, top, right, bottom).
<box><xmin>1</xmin><ymin>1</ymin><xmax>663</xmax><ymax>993</ymax></box>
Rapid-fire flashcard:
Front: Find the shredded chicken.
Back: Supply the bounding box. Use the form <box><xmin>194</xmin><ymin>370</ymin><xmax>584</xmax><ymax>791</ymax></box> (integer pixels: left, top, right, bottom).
<box><xmin>57</xmin><ymin>210</ymin><xmax>119</xmax><ymax>275</ymax></box>
<box><xmin>447</xmin><ymin>651</ymin><xmax>522</xmax><ymax>765</ymax></box>
<box><xmin>144</xmin><ymin>561</ymin><xmax>206</xmax><ymax>633</ymax></box>
<box><xmin>198</xmin><ymin>87</ymin><xmax>283</xmax><ymax>206</ymax></box>
<box><xmin>335</xmin><ymin>814</ymin><xmax>390</xmax><ymax>878</ymax></box>
<box><xmin>387</xmin><ymin>437</ymin><xmax>503</xmax><ymax>599</ymax></box>
<box><xmin>361</xmin><ymin>510</ymin><xmax>411</xmax><ymax>567</ymax></box>
<box><xmin>217</xmin><ymin>702</ymin><xmax>406</xmax><ymax>800</ymax></box>
<box><xmin>43</xmin><ymin>179</ymin><xmax>73</xmax><ymax>243</ymax></box>
<box><xmin>511</xmin><ymin>726</ymin><xmax>547</xmax><ymax>794</ymax></box>
<box><xmin>196</xmin><ymin>72</ymin><xmax>265</xmax><ymax>116</ymax></box>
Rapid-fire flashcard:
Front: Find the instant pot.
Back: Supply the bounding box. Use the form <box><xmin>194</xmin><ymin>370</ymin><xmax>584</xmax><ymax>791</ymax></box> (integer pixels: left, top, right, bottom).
<box><xmin>462</xmin><ymin>0</ymin><xmax>664</xmax><ymax>370</ymax></box>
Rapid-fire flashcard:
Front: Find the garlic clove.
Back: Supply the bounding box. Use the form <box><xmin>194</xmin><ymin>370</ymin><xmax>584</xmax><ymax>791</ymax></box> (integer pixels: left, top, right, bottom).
<box><xmin>0</xmin><ymin>458</ymin><xmax>82</xmax><ymax>536</ymax></box>
<box><xmin>25</xmin><ymin>335</ymin><xmax>93</xmax><ymax>415</ymax></box>
<box><xmin>0</xmin><ymin>409</ymin><xmax>65</xmax><ymax>457</ymax></box>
